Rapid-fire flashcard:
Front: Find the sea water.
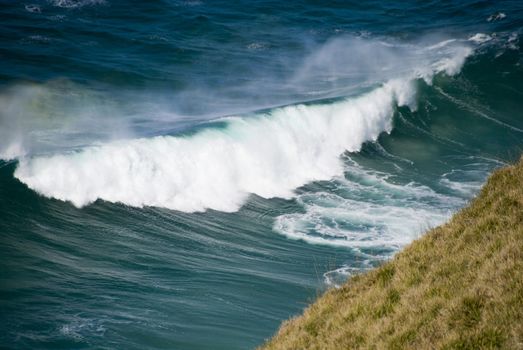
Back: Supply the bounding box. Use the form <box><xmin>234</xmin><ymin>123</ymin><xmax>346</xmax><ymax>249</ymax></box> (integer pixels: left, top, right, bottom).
<box><xmin>1</xmin><ymin>1</ymin><xmax>522</xmax><ymax>349</ymax></box>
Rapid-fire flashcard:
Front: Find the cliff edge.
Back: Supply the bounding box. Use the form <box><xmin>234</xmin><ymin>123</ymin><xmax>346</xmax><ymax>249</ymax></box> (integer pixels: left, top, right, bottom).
<box><xmin>261</xmin><ymin>157</ymin><xmax>523</xmax><ymax>349</ymax></box>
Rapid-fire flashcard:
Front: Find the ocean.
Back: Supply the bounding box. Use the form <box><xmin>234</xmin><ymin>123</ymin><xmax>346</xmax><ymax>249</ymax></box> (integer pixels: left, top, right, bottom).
<box><xmin>1</xmin><ymin>1</ymin><xmax>522</xmax><ymax>349</ymax></box>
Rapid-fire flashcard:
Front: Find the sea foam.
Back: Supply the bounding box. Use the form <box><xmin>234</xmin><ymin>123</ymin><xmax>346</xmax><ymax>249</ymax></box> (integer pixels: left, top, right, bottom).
<box><xmin>274</xmin><ymin>161</ymin><xmax>462</xmax><ymax>249</ymax></box>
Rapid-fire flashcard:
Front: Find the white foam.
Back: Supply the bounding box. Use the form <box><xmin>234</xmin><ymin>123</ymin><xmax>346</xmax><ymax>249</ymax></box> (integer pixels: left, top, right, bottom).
<box><xmin>507</xmin><ymin>32</ymin><xmax>519</xmax><ymax>50</ymax></box>
<box><xmin>439</xmin><ymin>160</ymin><xmax>499</xmax><ymax>198</ymax></box>
<box><xmin>273</xmin><ymin>169</ymin><xmax>459</xmax><ymax>249</ymax></box>
<box><xmin>487</xmin><ymin>12</ymin><xmax>506</xmax><ymax>22</ymax></box>
<box><xmin>274</xmin><ymin>199</ymin><xmax>447</xmax><ymax>248</ymax></box>
<box><xmin>429</xmin><ymin>46</ymin><xmax>472</xmax><ymax>77</ymax></box>
<box><xmin>273</xmin><ymin>155</ymin><xmax>497</xmax><ymax>251</ymax></box>
<box><xmin>246</xmin><ymin>42</ymin><xmax>267</xmax><ymax>51</ymax></box>
<box><xmin>468</xmin><ymin>33</ymin><xmax>492</xmax><ymax>44</ymax></box>
<box><xmin>25</xmin><ymin>4</ymin><xmax>42</xmax><ymax>13</ymax></box>
<box><xmin>50</xmin><ymin>0</ymin><xmax>105</xmax><ymax>8</ymax></box>
<box><xmin>323</xmin><ymin>266</ymin><xmax>372</xmax><ymax>288</ymax></box>
<box><xmin>426</xmin><ymin>39</ymin><xmax>457</xmax><ymax>50</ymax></box>
<box><xmin>59</xmin><ymin>318</ymin><xmax>106</xmax><ymax>340</ymax></box>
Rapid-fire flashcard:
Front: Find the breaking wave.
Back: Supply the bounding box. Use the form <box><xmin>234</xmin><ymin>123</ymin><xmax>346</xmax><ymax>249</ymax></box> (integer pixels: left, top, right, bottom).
<box><xmin>13</xmin><ymin>40</ymin><xmax>472</xmax><ymax>213</ymax></box>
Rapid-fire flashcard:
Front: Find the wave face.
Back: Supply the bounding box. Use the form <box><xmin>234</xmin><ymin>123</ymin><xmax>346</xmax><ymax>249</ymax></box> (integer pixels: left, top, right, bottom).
<box><xmin>2</xmin><ymin>1</ymin><xmax>523</xmax><ymax>349</ymax></box>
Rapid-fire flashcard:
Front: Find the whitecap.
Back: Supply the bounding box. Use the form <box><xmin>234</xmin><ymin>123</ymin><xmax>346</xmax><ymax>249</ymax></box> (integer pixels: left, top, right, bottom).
<box><xmin>468</xmin><ymin>33</ymin><xmax>492</xmax><ymax>44</ymax></box>
<box><xmin>25</xmin><ymin>4</ymin><xmax>42</xmax><ymax>13</ymax></box>
<box><xmin>487</xmin><ymin>12</ymin><xmax>506</xmax><ymax>22</ymax></box>
<box><xmin>49</xmin><ymin>0</ymin><xmax>105</xmax><ymax>9</ymax></box>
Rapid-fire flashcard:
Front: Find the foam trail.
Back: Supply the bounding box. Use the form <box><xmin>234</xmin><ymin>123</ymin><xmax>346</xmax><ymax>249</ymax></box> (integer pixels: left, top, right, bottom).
<box><xmin>273</xmin><ymin>163</ymin><xmax>462</xmax><ymax>249</ymax></box>
<box><xmin>434</xmin><ymin>86</ymin><xmax>523</xmax><ymax>133</ymax></box>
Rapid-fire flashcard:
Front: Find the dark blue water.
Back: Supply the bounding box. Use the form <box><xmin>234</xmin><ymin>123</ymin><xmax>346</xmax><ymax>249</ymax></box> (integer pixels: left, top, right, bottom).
<box><xmin>1</xmin><ymin>1</ymin><xmax>523</xmax><ymax>349</ymax></box>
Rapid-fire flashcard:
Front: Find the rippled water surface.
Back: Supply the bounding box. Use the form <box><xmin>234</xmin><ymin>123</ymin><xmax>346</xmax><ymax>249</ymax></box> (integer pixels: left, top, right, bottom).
<box><xmin>1</xmin><ymin>1</ymin><xmax>523</xmax><ymax>349</ymax></box>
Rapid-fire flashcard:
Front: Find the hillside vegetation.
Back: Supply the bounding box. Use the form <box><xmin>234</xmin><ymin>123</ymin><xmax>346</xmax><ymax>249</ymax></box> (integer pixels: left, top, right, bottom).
<box><xmin>261</xmin><ymin>157</ymin><xmax>523</xmax><ymax>349</ymax></box>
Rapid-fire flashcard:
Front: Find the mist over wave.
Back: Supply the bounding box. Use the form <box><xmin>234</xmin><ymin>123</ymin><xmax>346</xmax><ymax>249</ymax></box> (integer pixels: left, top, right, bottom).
<box><xmin>1</xmin><ymin>35</ymin><xmax>470</xmax><ymax>158</ymax></box>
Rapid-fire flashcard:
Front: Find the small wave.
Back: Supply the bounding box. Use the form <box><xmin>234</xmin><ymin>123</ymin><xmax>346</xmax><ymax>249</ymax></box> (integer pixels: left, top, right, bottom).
<box><xmin>468</xmin><ymin>33</ymin><xmax>492</xmax><ymax>44</ymax></box>
<box><xmin>25</xmin><ymin>4</ymin><xmax>42</xmax><ymax>13</ymax></box>
<box><xmin>179</xmin><ymin>0</ymin><xmax>203</xmax><ymax>6</ymax></box>
<box><xmin>247</xmin><ymin>42</ymin><xmax>268</xmax><ymax>51</ymax></box>
<box><xmin>507</xmin><ymin>32</ymin><xmax>519</xmax><ymax>50</ymax></box>
<box><xmin>487</xmin><ymin>12</ymin><xmax>506</xmax><ymax>22</ymax></box>
<box><xmin>439</xmin><ymin>160</ymin><xmax>500</xmax><ymax>198</ymax></box>
<box><xmin>50</xmin><ymin>0</ymin><xmax>105</xmax><ymax>9</ymax></box>
<box><xmin>323</xmin><ymin>266</ymin><xmax>372</xmax><ymax>288</ymax></box>
<box><xmin>25</xmin><ymin>35</ymin><xmax>53</xmax><ymax>44</ymax></box>
<box><xmin>59</xmin><ymin>319</ymin><xmax>106</xmax><ymax>341</ymax></box>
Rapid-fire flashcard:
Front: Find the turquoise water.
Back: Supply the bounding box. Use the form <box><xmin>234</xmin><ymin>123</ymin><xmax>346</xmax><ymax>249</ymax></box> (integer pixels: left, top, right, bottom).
<box><xmin>1</xmin><ymin>1</ymin><xmax>523</xmax><ymax>349</ymax></box>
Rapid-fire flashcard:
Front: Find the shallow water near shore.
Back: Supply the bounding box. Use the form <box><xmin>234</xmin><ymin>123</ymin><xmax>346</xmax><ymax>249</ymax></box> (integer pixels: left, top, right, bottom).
<box><xmin>1</xmin><ymin>1</ymin><xmax>523</xmax><ymax>349</ymax></box>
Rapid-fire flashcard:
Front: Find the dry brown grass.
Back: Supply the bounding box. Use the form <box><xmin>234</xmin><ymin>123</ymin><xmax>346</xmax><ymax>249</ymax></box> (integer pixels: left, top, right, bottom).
<box><xmin>260</xmin><ymin>157</ymin><xmax>523</xmax><ymax>350</ymax></box>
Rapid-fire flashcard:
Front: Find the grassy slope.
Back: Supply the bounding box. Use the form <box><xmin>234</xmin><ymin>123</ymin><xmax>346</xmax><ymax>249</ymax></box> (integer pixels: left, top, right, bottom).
<box><xmin>261</xmin><ymin>158</ymin><xmax>523</xmax><ymax>350</ymax></box>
